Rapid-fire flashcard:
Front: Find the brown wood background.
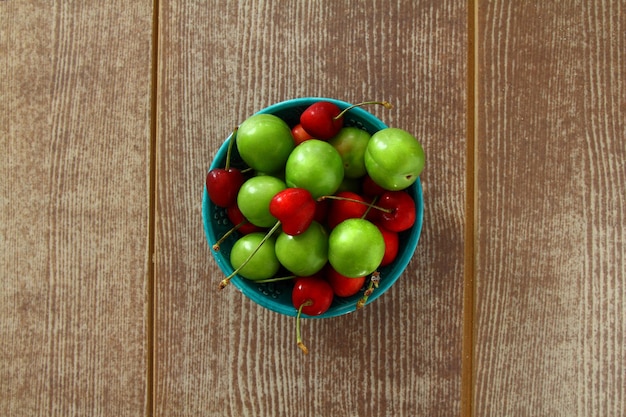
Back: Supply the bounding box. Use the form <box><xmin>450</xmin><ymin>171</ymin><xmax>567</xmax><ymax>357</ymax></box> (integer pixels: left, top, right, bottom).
<box><xmin>1</xmin><ymin>1</ymin><xmax>623</xmax><ymax>416</ymax></box>
<box><xmin>474</xmin><ymin>3</ymin><xmax>625</xmax><ymax>416</ymax></box>
<box><xmin>0</xmin><ymin>2</ymin><xmax>153</xmax><ymax>416</ymax></box>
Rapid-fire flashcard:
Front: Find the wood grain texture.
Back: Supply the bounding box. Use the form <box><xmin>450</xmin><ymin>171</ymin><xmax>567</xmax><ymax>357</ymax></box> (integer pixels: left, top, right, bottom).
<box><xmin>155</xmin><ymin>0</ymin><xmax>466</xmax><ymax>416</ymax></box>
<box><xmin>0</xmin><ymin>2</ymin><xmax>153</xmax><ymax>416</ymax></box>
<box><xmin>474</xmin><ymin>2</ymin><xmax>625</xmax><ymax>416</ymax></box>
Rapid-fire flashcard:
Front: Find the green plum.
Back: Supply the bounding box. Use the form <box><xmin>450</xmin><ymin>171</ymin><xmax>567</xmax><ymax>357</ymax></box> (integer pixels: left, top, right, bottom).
<box><xmin>328</xmin><ymin>127</ymin><xmax>371</xmax><ymax>178</ymax></box>
<box><xmin>237</xmin><ymin>175</ymin><xmax>286</xmax><ymax>227</ymax></box>
<box><xmin>285</xmin><ymin>139</ymin><xmax>344</xmax><ymax>199</ymax></box>
<box><xmin>328</xmin><ymin>218</ymin><xmax>385</xmax><ymax>278</ymax></box>
<box><xmin>364</xmin><ymin>127</ymin><xmax>425</xmax><ymax>191</ymax></box>
<box><xmin>230</xmin><ymin>232</ymin><xmax>280</xmax><ymax>280</ymax></box>
<box><xmin>275</xmin><ymin>221</ymin><xmax>328</xmax><ymax>276</ymax></box>
<box><xmin>236</xmin><ymin>114</ymin><xmax>294</xmax><ymax>173</ymax></box>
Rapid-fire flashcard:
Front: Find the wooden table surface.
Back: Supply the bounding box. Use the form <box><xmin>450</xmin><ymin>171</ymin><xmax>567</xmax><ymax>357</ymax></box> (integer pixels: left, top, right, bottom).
<box><xmin>1</xmin><ymin>1</ymin><xmax>623</xmax><ymax>416</ymax></box>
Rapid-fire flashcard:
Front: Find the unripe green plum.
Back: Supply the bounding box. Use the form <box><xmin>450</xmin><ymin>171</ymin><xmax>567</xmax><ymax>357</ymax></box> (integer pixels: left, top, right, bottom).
<box><xmin>275</xmin><ymin>221</ymin><xmax>328</xmax><ymax>276</ymax></box>
<box><xmin>285</xmin><ymin>139</ymin><xmax>344</xmax><ymax>199</ymax></box>
<box><xmin>328</xmin><ymin>127</ymin><xmax>371</xmax><ymax>178</ymax></box>
<box><xmin>237</xmin><ymin>176</ymin><xmax>286</xmax><ymax>227</ymax></box>
<box><xmin>237</xmin><ymin>114</ymin><xmax>294</xmax><ymax>173</ymax></box>
<box><xmin>328</xmin><ymin>218</ymin><xmax>385</xmax><ymax>277</ymax></box>
<box><xmin>230</xmin><ymin>233</ymin><xmax>280</xmax><ymax>280</ymax></box>
<box><xmin>364</xmin><ymin>127</ymin><xmax>425</xmax><ymax>190</ymax></box>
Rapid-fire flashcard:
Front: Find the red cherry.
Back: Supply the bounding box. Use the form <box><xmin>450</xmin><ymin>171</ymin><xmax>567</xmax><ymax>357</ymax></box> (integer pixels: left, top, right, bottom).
<box><xmin>206</xmin><ymin>126</ymin><xmax>244</xmax><ymax>208</ymax></box>
<box><xmin>365</xmin><ymin>198</ymin><xmax>383</xmax><ymax>223</ymax></box>
<box><xmin>319</xmin><ymin>192</ymin><xmax>389</xmax><ymax>226</ymax></box>
<box><xmin>325</xmin><ymin>265</ymin><xmax>366</xmax><ymax>297</ymax></box>
<box><xmin>300</xmin><ymin>100</ymin><xmax>393</xmax><ymax>141</ymax></box>
<box><xmin>206</xmin><ymin>168</ymin><xmax>245</xmax><ymax>208</ymax></box>
<box><xmin>226</xmin><ymin>205</ymin><xmax>264</xmax><ymax>235</ymax></box>
<box><xmin>291</xmin><ymin>123</ymin><xmax>315</xmax><ymax>145</ymax></box>
<box><xmin>292</xmin><ymin>276</ymin><xmax>334</xmax><ymax>315</ymax></box>
<box><xmin>313</xmin><ymin>198</ymin><xmax>329</xmax><ymax>224</ymax></box>
<box><xmin>326</xmin><ymin>191</ymin><xmax>368</xmax><ymax>229</ymax></box>
<box><xmin>300</xmin><ymin>101</ymin><xmax>344</xmax><ymax>140</ymax></box>
<box><xmin>375</xmin><ymin>224</ymin><xmax>399</xmax><ymax>266</ymax></box>
<box><xmin>362</xmin><ymin>174</ymin><xmax>386</xmax><ymax>197</ymax></box>
<box><xmin>269</xmin><ymin>188</ymin><xmax>316</xmax><ymax>236</ymax></box>
<box><xmin>292</xmin><ymin>275</ymin><xmax>334</xmax><ymax>354</ymax></box>
<box><xmin>376</xmin><ymin>191</ymin><xmax>416</xmax><ymax>232</ymax></box>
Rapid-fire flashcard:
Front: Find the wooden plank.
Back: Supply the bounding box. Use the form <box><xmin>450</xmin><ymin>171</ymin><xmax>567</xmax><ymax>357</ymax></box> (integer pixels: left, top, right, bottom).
<box><xmin>474</xmin><ymin>2</ymin><xmax>625</xmax><ymax>416</ymax></box>
<box><xmin>155</xmin><ymin>0</ymin><xmax>467</xmax><ymax>416</ymax></box>
<box><xmin>0</xmin><ymin>2</ymin><xmax>153</xmax><ymax>416</ymax></box>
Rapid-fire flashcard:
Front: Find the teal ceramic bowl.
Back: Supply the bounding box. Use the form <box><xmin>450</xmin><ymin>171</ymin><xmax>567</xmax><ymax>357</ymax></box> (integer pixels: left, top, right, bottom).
<box><xmin>202</xmin><ymin>97</ymin><xmax>423</xmax><ymax>318</ymax></box>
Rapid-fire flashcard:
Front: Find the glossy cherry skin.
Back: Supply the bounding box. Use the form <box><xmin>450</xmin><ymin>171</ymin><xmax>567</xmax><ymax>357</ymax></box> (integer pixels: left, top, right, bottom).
<box><xmin>376</xmin><ymin>190</ymin><xmax>416</xmax><ymax>232</ymax></box>
<box><xmin>269</xmin><ymin>188</ymin><xmax>316</xmax><ymax>236</ymax></box>
<box><xmin>376</xmin><ymin>224</ymin><xmax>399</xmax><ymax>266</ymax></box>
<box><xmin>291</xmin><ymin>276</ymin><xmax>334</xmax><ymax>316</ymax></box>
<box><xmin>361</xmin><ymin>174</ymin><xmax>386</xmax><ymax>198</ymax></box>
<box><xmin>206</xmin><ymin>168</ymin><xmax>245</xmax><ymax>208</ymax></box>
<box><xmin>325</xmin><ymin>265</ymin><xmax>366</xmax><ymax>297</ymax></box>
<box><xmin>226</xmin><ymin>205</ymin><xmax>264</xmax><ymax>235</ymax></box>
<box><xmin>326</xmin><ymin>191</ymin><xmax>368</xmax><ymax>229</ymax></box>
<box><xmin>313</xmin><ymin>199</ymin><xmax>329</xmax><ymax>224</ymax></box>
<box><xmin>299</xmin><ymin>101</ymin><xmax>344</xmax><ymax>140</ymax></box>
<box><xmin>291</xmin><ymin>123</ymin><xmax>315</xmax><ymax>145</ymax></box>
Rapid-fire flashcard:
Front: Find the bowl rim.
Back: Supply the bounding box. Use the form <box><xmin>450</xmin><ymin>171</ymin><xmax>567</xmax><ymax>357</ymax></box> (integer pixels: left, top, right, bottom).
<box><xmin>202</xmin><ymin>97</ymin><xmax>424</xmax><ymax>318</ymax></box>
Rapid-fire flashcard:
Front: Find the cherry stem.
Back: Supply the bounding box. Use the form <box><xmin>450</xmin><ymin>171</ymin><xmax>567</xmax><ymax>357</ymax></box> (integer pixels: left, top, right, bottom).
<box><xmin>362</xmin><ymin>195</ymin><xmax>380</xmax><ymax>219</ymax></box>
<box><xmin>212</xmin><ymin>219</ymin><xmax>248</xmax><ymax>251</ymax></box>
<box><xmin>317</xmin><ymin>195</ymin><xmax>392</xmax><ymax>214</ymax></box>
<box><xmin>356</xmin><ymin>271</ymin><xmax>381</xmax><ymax>310</ymax></box>
<box><xmin>333</xmin><ymin>100</ymin><xmax>393</xmax><ymax>121</ymax></box>
<box><xmin>219</xmin><ymin>221</ymin><xmax>282</xmax><ymax>290</ymax></box>
<box><xmin>296</xmin><ymin>300</ymin><xmax>314</xmax><ymax>354</ymax></box>
<box><xmin>252</xmin><ymin>275</ymin><xmax>296</xmax><ymax>284</ymax></box>
<box><xmin>224</xmin><ymin>126</ymin><xmax>238</xmax><ymax>171</ymax></box>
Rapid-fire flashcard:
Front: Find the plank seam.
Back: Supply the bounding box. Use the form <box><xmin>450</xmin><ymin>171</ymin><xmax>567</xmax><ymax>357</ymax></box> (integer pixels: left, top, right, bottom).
<box><xmin>147</xmin><ymin>0</ymin><xmax>160</xmax><ymax>416</ymax></box>
<box><xmin>462</xmin><ymin>0</ymin><xmax>477</xmax><ymax>416</ymax></box>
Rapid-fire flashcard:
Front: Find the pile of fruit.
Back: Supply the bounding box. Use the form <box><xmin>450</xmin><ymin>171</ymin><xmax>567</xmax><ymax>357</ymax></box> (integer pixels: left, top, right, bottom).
<box><xmin>205</xmin><ymin>99</ymin><xmax>425</xmax><ymax>353</ymax></box>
